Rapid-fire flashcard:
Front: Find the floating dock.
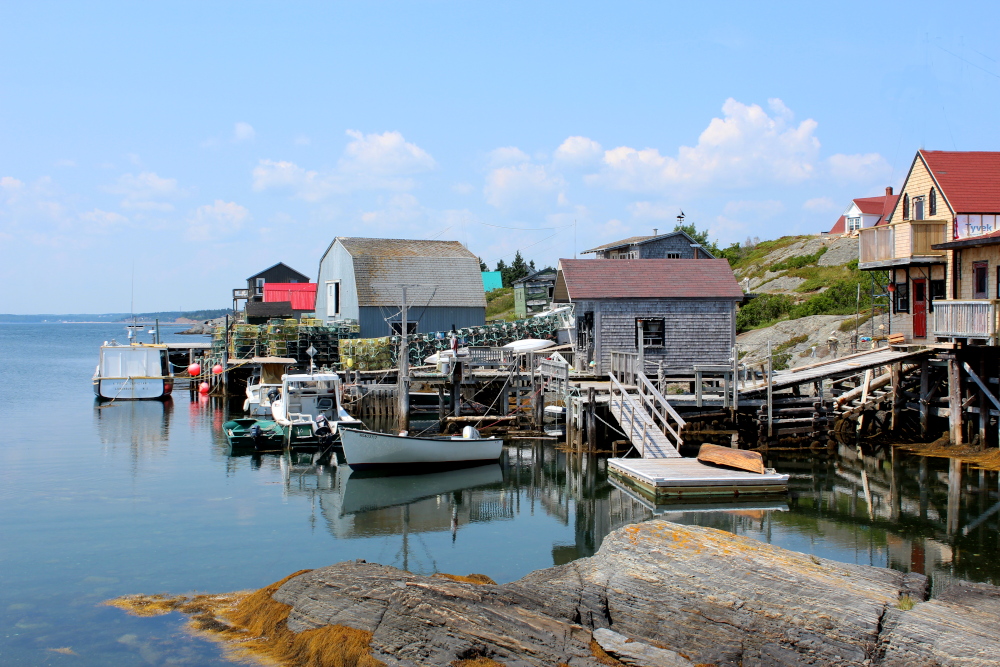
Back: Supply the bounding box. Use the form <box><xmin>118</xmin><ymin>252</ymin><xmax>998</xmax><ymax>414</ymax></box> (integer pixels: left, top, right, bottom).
<box><xmin>608</xmin><ymin>457</ymin><xmax>789</xmax><ymax>500</ymax></box>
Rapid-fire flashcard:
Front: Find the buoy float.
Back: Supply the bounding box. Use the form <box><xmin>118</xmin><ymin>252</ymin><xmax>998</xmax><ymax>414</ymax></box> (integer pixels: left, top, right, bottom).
<box><xmin>199</xmin><ymin>381</ymin><xmax>210</xmax><ymax>395</ymax></box>
<box><xmin>212</xmin><ymin>364</ymin><xmax>224</xmax><ymax>375</ymax></box>
<box><xmin>187</xmin><ymin>363</ymin><xmax>201</xmax><ymax>377</ymax></box>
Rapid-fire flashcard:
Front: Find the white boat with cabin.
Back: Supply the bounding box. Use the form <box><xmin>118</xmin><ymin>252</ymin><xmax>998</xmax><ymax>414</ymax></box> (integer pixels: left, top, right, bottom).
<box><xmin>340</xmin><ymin>425</ymin><xmax>503</xmax><ymax>471</ymax></box>
<box><xmin>270</xmin><ymin>372</ymin><xmax>363</xmax><ymax>445</ymax></box>
<box><xmin>243</xmin><ymin>357</ymin><xmax>296</xmax><ymax>417</ymax></box>
<box><xmin>93</xmin><ymin>342</ymin><xmax>174</xmax><ymax>400</ymax></box>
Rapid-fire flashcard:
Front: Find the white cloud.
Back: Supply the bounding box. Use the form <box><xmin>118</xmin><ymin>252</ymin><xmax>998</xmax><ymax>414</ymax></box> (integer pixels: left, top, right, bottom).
<box><xmin>233</xmin><ymin>122</ymin><xmax>256</xmax><ymax>143</ymax></box>
<box><xmin>108</xmin><ymin>172</ymin><xmax>181</xmax><ymax>210</ymax></box>
<box><xmin>253</xmin><ymin>130</ymin><xmax>436</xmax><ymax>201</ymax></box>
<box><xmin>487</xmin><ymin>146</ymin><xmax>531</xmax><ymax>167</ymax></box>
<box><xmin>587</xmin><ymin>98</ymin><xmax>822</xmax><ymax>192</ymax></box>
<box><xmin>827</xmin><ymin>152</ymin><xmax>892</xmax><ymax>183</ymax></box>
<box><xmin>554</xmin><ymin>136</ymin><xmax>603</xmax><ymax>167</ymax></box>
<box><xmin>628</xmin><ymin>201</ymin><xmax>682</xmax><ymax>220</ymax></box>
<box><xmin>360</xmin><ymin>193</ymin><xmax>424</xmax><ymax>226</ymax></box>
<box><xmin>722</xmin><ymin>199</ymin><xmax>784</xmax><ymax>218</ymax></box>
<box><xmin>340</xmin><ymin>129</ymin><xmax>436</xmax><ymax>175</ymax></box>
<box><xmin>803</xmin><ymin>197</ymin><xmax>837</xmax><ymax>211</ymax></box>
<box><xmin>1</xmin><ymin>176</ymin><xmax>24</xmax><ymax>199</ymax></box>
<box><xmin>79</xmin><ymin>209</ymin><xmax>129</xmax><ymax>234</ymax></box>
<box><xmin>484</xmin><ymin>162</ymin><xmax>566</xmax><ymax>211</ymax></box>
<box><xmin>186</xmin><ymin>200</ymin><xmax>249</xmax><ymax>241</ymax></box>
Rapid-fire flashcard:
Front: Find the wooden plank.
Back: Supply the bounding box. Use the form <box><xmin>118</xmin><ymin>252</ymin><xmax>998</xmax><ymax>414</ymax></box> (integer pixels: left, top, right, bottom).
<box><xmin>697</xmin><ymin>443</ymin><xmax>765</xmax><ymax>474</ymax></box>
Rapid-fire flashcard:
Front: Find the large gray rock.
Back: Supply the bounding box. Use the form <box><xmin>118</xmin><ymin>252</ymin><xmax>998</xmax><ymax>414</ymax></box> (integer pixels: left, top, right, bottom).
<box><xmin>268</xmin><ymin>521</ymin><xmax>999</xmax><ymax>666</ymax></box>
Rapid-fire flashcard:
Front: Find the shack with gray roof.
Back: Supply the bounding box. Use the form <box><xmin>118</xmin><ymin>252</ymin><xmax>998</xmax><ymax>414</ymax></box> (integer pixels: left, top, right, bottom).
<box><xmin>315</xmin><ymin>237</ymin><xmax>487</xmax><ymax>338</ymax></box>
<box><xmin>582</xmin><ymin>229</ymin><xmax>714</xmax><ymax>260</ymax></box>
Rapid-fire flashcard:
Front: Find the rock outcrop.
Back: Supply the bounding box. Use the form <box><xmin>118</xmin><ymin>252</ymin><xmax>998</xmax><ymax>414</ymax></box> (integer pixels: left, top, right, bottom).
<box><xmin>112</xmin><ymin>520</ymin><xmax>1000</xmax><ymax>666</ymax></box>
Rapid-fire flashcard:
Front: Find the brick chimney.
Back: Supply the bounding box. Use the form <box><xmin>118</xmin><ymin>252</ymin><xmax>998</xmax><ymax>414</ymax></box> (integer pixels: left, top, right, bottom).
<box><xmin>886</xmin><ymin>186</ymin><xmax>893</xmax><ymax>196</ymax></box>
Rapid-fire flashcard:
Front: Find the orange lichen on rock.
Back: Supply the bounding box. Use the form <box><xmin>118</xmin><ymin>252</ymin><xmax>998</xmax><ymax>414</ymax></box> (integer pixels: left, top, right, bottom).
<box><xmin>589</xmin><ymin>638</ymin><xmax>626</xmax><ymax>666</ymax></box>
<box><xmin>450</xmin><ymin>657</ymin><xmax>505</xmax><ymax>666</ymax></box>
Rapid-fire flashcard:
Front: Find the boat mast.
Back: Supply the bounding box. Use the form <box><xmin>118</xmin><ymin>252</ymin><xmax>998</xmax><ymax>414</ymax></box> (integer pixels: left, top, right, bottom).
<box><xmin>398</xmin><ymin>286</ymin><xmax>409</xmax><ymax>434</ymax></box>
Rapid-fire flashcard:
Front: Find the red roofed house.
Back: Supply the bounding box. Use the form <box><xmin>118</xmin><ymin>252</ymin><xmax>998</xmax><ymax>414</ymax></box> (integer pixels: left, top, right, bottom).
<box><xmin>859</xmin><ymin>150</ymin><xmax>1000</xmax><ymax>343</ymax></box>
<box><xmin>263</xmin><ymin>282</ymin><xmax>317</xmax><ymax>316</ymax></box>
<box><xmin>828</xmin><ymin>187</ymin><xmax>899</xmax><ymax>235</ymax></box>
<box><xmin>553</xmin><ymin>259</ymin><xmax>743</xmax><ymax>373</ymax></box>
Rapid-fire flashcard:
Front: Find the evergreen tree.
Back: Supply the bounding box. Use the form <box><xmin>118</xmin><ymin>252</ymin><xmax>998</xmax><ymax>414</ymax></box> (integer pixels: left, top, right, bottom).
<box><xmin>495</xmin><ymin>259</ymin><xmax>507</xmax><ymax>276</ymax></box>
<box><xmin>504</xmin><ymin>251</ymin><xmax>530</xmax><ymax>287</ymax></box>
<box><xmin>528</xmin><ymin>259</ymin><xmax>536</xmax><ymax>273</ymax></box>
<box><xmin>479</xmin><ymin>256</ymin><xmax>488</xmax><ymax>271</ymax></box>
<box><xmin>674</xmin><ymin>222</ymin><xmax>721</xmax><ymax>257</ymax></box>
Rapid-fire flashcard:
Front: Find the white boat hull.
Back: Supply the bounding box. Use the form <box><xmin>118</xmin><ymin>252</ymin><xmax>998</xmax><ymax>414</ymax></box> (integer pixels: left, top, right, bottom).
<box><xmin>340</xmin><ymin>428</ymin><xmax>503</xmax><ymax>470</ymax></box>
<box><xmin>94</xmin><ymin>378</ymin><xmax>173</xmax><ymax>400</ymax></box>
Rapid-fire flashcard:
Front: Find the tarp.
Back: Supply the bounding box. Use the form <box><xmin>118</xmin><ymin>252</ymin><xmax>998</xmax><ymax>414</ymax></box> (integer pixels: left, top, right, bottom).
<box><xmin>263</xmin><ymin>283</ymin><xmax>317</xmax><ymax>310</ymax></box>
<box><xmin>481</xmin><ymin>271</ymin><xmax>503</xmax><ymax>292</ymax></box>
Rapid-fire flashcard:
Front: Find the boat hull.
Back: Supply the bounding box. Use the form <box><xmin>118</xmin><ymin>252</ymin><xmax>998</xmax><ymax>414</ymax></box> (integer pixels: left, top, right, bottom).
<box><xmin>223</xmin><ymin>418</ymin><xmax>286</xmax><ymax>450</ymax></box>
<box><xmin>94</xmin><ymin>378</ymin><xmax>173</xmax><ymax>400</ymax></box>
<box><xmin>340</xmin><ymin>427</ymin><xmax>503</xmax><ymax>471</ymax></box>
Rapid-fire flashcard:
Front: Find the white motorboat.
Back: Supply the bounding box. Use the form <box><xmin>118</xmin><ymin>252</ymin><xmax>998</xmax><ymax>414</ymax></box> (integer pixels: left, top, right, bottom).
<box><xmin>270</xmin><ymin>372</ymin><xmax>363</xmax><ymax>445</ymax></box>
<box><xmin>340</xmin><ymin>426</ymin><xmax>503</xmax><ymax>471</ymax></box>
<box><xmin>243</xmin><ymin>358</ymin><xmax>295</xmax><ymax>417</ymax></box>
<box><xmin>93</xmin><ymin>341</ymin><xmax>173</xmax><ymax>400</ymax></box>
<box><xmin>502</xmin><ymin>338</ymin><xmax>556</xmax><ymax>353</ymax></box>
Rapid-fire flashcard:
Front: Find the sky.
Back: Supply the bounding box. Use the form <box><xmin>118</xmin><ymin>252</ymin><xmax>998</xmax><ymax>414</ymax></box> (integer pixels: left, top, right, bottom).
<box><xmin>3</xmin><ymin>1</ymin><xmax>1000</xmax><ymax>314</ymax></box>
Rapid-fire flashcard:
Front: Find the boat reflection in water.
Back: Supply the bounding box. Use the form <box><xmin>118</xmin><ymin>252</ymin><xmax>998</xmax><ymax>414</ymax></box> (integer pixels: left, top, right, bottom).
<box><xmin>93</xmin><ymin>398</ymin><xmax>174</xmax><ymax>462</ymax></box>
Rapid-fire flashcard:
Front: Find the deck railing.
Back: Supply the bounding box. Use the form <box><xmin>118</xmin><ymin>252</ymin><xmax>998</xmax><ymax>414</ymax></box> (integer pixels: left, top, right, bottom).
<box><xmin>608</xmin><ymin>351</ymin><xmax>685</xmax><ymax>456</ymax></box>
<box><xmin>932</xmin><ymin>300</ymin><xmax>1000</xmax><ymax>341</ymax></box>
<box><xmin>858</xmin><ymin>221</ymin><xmax>947</xmax><ymax>264</ymax></box>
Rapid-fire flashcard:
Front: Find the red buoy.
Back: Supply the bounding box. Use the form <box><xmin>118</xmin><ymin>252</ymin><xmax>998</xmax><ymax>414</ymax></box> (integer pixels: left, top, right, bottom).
<box><xmin>212</xmin><ymin>364</ymin><xmax>224</xmax><ymax>375</ymax></box>
<box><xmin>187</xmin><ymin>363</ymin><xmax>201</xmax><ymax>377</ymax></box>
<box><xmin>199</xmin><ymin>381</ymin><xmax>210</xmax><ymax>395</ymax></box>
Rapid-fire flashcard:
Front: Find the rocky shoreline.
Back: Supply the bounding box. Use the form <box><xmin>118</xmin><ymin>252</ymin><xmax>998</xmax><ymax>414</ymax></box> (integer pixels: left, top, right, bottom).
<box><xmin>109</xmin><ymin>520</ymin><xmax>1000</xmax><ymax>666</ymax></box>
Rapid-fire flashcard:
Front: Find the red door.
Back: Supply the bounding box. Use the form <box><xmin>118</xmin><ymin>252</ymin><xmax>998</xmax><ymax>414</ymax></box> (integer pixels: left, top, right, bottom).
<box><xmin>913</xmin><ymin>279</ymin><xmax>927</xmax><ymax>338</ymax></box>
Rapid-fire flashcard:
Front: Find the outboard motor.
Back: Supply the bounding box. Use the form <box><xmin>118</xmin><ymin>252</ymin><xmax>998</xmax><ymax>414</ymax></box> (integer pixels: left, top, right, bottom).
<box><xmin>267</xmin><ymin>388</ymin><xmax>279</xmax><ymax>403</ymax></box>
<box><xmin>249</xmin><ymin>423</ymin><xmax>264</xmax><ymax>449</ymax></box>
<box><xmin>461</xmin><ymin>425</ymin><xmax>481</xmax><ymax>440</ymax></box>
<box><xmin>314</xmin><ymin>414</ymin><xmax>334</xmax><ymax>448</ymax></box>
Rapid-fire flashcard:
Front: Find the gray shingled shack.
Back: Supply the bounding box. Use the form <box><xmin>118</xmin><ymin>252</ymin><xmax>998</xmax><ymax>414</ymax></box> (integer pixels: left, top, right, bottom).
<box><xmin>582</xmin><ymin>230</ymin><xmax>714</xmax><ymax>260</ymax></box>
<box><xmin>315</xmin><ymin>237</ymin><xmax>487</xmax><ymax>338</ymax></box>
<box><xmin>554</xmin><ymin>259</ymin><xmax>743</xmax><ymax>373</ymax></box>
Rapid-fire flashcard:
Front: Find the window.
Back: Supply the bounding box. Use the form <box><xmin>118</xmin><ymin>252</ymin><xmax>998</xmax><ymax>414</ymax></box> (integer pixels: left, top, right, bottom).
<box><xmin>326</xmin><ymin>281</ymin><xmax>341</xmax><ymax>317</ymax></box>
<box><xmin>902</xmin><ymin>194</ymin><xmax>910</xmax><ymax>220</ymax></box>
<box><xmin>929</xmin><ymin>279</ymin><xmax>946</xmax><ymax>312</ymax></box>
<box><xmin>847</xmin><ymin>216</ymin><xmax>862</xmax><ymax>231</ymax></box>
<box><xmin>389</xmin><ymin>321</ymin><xmax>418</xmax><ymax>335</ymax></box>
<box><xmin>255</xmin><ymin>278</ymin><xmax>265</xmax><ymax>295</ymax></box>
<box><xmin>929</xmin><ymin>188</ymin><xmax>937</xmax><ymax>217</ymax></box>
<box><xmin>974</xmin><ymin>261</ymin><xmax>988</xmax><ymax>299</ymax></box>
<box><xmin>894</xmin><ymin>282</ymin><xmax>909</xmax><ymax>313</ymax></box>
<box><xmin>666</xmin><ymin>252</ymin><xmax>681</xmax><ymax>259</ymax></box>
<box><xmin>636</xmin><ymin>318</ymin><xmax>665</xmax><ymax>348</ymax></box>
<box><xmin>912</xmin><ymin>196</ymin><xmax>924</xmax><ymax>220</ymax></box>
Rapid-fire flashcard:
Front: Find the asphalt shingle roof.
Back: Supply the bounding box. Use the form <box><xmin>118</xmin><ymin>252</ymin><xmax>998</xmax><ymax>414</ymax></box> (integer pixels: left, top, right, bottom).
<box><xmin>920</xmin><ymin>150</ymin><xmax>1000</xmax><ymax>214</ymax></box>
<box><xmin>557</xmin><ymin>259</ymin><xmax>742</xmax><ymax>300</ymax></box>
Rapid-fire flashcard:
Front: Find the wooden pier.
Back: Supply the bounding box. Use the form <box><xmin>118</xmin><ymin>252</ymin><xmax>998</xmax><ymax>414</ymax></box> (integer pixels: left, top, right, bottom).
<box><xmin>607</xmin><ymin>458</ymin><xmax>790</xmax><ymax>499</ymax></box>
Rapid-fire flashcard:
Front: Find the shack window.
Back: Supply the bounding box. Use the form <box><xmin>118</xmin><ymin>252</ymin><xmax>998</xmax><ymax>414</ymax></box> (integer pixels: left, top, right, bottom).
<box><xmin>636</xmin><ymin>319</ymin><xmax>665</xmax><ymax>348</ymax></box>
<box><xmin>389</xmin><ymin>322</ymin><xmax>418</xmax><ymax>335</ymax></box>
<box><xmin>974</xmin><ymin>261</ymin><xmax>988</xmax><ymax>299</ymax></box>
<box><xmin>255</xmin><ymin>278</ymin><xmax>265</xmax><ymax>295</ymax></box>
<box><xmin>666</xmin><ymin>252</ymin><xmax>681</xmax><ymax>259</ymax></box>
<box><xmin>894</xmin><ymin>282</ymin><xmax>909</xmax><ymax>313</ymax></box>
<box><xmin>929</xmin><ymin>279</ymin><xmax>945</xmax><ymax>312</ymax></box>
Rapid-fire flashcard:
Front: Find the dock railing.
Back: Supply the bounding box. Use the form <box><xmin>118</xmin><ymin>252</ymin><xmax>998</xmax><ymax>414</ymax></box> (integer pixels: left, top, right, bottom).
<box><xmin>609</xmin><ymin>351</ymin><xmax>685</xmax><ymax>457</ymax></box>
<box><xmin>932</xmin><ymin>300</ymin><xmax>1000</xmax><ymax>342</ymax></box>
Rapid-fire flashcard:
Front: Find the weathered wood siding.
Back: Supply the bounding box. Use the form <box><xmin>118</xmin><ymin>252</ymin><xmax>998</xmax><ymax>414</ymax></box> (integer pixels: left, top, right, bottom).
<box><xmin>358</xmin><ymin>306</ymin><xmax>485</xmax><ymax>338</ymax></box>
<box><xmin>637</xmin><ymin>235</ymin><xmax>704</xmax><ymax>259</ymax></box>
<box><xmin>575</xmin><ymin>298</ymin><xmax>736</xmax><ymax>372</ymax></box>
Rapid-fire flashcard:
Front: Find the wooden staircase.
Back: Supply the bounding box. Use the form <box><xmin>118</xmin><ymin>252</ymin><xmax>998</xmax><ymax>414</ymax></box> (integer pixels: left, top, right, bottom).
<box><xmin>608</xmin><ymin>352</ymin><xmax>685</xmax><ymax>459</ymax></box>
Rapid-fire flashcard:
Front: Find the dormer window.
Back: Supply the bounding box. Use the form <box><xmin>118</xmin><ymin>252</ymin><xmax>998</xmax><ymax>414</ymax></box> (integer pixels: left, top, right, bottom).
<box><xmin>847</xmin><ymin>216</ymin><xmax>862</xmax><ymax>231</ymax></box>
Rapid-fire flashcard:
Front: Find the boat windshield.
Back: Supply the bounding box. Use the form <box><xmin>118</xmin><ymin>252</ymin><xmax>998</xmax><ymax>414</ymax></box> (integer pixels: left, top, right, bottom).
<box><xmin>287</xmin><ymin>379</ymin><xmax>337</xmax><ymax>393</ymax></box>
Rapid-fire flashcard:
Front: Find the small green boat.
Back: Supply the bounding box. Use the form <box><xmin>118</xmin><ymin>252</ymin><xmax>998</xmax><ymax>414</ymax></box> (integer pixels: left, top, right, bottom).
<box><xmin>223</xmin><ymin>418</ymin><xmax>286</xmax><ymax>451</ymax></box>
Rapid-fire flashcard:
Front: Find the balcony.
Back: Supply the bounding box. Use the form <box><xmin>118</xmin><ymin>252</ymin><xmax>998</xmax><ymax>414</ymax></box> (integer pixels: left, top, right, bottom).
<box><xmin>932</xmin><ymin>300</ymin><xmax>1000</xmax><ymax>343</ymax></box>
<box><xmin>858</xmin><ymin>221</ymin><xmax>947</xmax><ymax>267</ymax></box>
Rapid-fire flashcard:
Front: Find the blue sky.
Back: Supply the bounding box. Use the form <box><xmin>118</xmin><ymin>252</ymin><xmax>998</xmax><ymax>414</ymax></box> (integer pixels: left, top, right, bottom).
<box><xmin>3</xmin><ymin>1</ymin><xmax>1000</xmax><ymax>313</ymax></box>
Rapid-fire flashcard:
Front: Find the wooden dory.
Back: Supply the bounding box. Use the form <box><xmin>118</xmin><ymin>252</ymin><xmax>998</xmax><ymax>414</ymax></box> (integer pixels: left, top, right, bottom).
<box><xmin>697</xmin><ymin>443</ymin><xmax>765</xmax><ymax>474</ymax></box>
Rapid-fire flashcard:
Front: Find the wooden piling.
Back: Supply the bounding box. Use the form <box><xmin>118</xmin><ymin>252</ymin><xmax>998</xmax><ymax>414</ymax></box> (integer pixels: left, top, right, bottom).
<box><xmin>919</xmin><ymin>360</ymin><xmax>930</xmax><ymax>439</ymax></box>
<box><xmin>890</xmin><ymin>362</ymin><xmax>902</xmax><ymax>431</ymax></box>
<box><xmin>948</xmin><ymin>355</ymin><xmax>963</xmax><ymax>445</ymax></box>
<box><xmin>978</xmin><ymin>355</ymin><xmax>988</xmax><ymax>448</ymax></box>
<box><xmin>586</xmin><ymin>386</ymin><xmax>596</xmax><ymax>452</ymax></box>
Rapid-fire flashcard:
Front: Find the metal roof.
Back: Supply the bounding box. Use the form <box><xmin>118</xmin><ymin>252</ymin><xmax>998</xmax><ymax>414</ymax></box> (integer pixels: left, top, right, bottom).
<box><xmin>325</xmin><ymin>238</ymin><xmax>485</xmax><ymax>308</ymax></box>
<box><xmin>555</xmin><ymin>259</ymin><xmax>742</xmax><ymax>300</ymax></box>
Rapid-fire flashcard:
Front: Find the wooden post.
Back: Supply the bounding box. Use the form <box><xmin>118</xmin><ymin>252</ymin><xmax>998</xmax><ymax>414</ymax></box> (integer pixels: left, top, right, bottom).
<box><xmin>587</xmin><ymin>386</ymin><xmax>596</xmax><ymax>452</ymax></box>
<box><xmin>438</xmin><ymin>386</ymin><xmax>446</xmax><ymax>421</ymax></box>
<box><xmin>979</xmin><ymin>355</ymin><xmax>988</xmax><ymax>448</ymax></box>
<box><xmin>450</xmin><ymin>361</ymin><xmax>461</xmax><ymax>418</ymax></box>
<box><xmin>766</xmin><ymin>340</ymin><xmax>773</xmax><ymax>439</ymax></box>
<box><xmin>919</xmin><ymin>360</ymin><xmax>930</xmax><ymax>439</ymax></box>
<box><xmin>890</xmin><ymin>362</ymin><xmax>902</xmax><ymax>431</ymax></box>
<box><xmin>397</xmin><ymin>287</ymin><xmax>410</xmax><ymax>434</ymax></box>
<box><xmin>948</xmin><ymin>355</ymin><xmax>963</xmax><ymax>445</ymax></box>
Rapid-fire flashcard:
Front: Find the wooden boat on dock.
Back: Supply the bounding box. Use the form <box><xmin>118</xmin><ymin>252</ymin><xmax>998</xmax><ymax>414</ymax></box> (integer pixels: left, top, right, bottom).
<box><xmin>696</xmin><ymin>443</ymin><xmax>766</xmax><ymax>474</ymax></box>
<box><xmin>340</xmin><ymin>426</ymin><xmax>503</xmax><ymax>471</ymax></box>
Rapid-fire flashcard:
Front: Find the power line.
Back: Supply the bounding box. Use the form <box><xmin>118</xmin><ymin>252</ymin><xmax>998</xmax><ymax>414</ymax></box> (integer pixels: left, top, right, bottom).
<box><xmin>477</xmin><ymin>221</ymin><xmax>575</xmax><ymax>231</ymax></box>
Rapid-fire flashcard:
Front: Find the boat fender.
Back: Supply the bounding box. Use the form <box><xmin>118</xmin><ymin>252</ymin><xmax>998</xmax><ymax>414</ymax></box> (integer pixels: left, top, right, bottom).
<box><xmin>462</xmin><ymin>425</ymin><xmax>480</xmax><ymax>440</ymax></box>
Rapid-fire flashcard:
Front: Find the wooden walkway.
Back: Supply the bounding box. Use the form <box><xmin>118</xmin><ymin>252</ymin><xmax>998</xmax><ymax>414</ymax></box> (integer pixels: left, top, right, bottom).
<box><xmin>740</xmin><ymin>346</ymin><xmax>933</xmax><ymax>395</ymax></box>
<box><xmin>608</xmin><ymin>389</ymin><xmax>682</xmax><ymax>458</ymax></box>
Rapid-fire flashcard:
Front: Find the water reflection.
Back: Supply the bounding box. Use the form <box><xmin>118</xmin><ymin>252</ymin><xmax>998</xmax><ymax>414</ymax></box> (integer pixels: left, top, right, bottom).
<box><xmin>93</xmin><ymin>398</ymin><xmax>173</xmax><ymax>461</ymax></box>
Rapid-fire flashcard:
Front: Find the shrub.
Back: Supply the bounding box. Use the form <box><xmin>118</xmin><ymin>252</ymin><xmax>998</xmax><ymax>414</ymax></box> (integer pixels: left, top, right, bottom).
<box><xmin>770</xmin><ymin>246</ymin><xmax>828</xmax><ymax>273</ymax></box>
<box><xmin>737</xmin><ymin>293</ymin><xmax>794</xmax><ymax>332</ymax></box>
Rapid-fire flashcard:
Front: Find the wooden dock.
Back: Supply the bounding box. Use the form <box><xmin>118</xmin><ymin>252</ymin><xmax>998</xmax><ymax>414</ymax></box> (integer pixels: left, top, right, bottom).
<box><xmin>608</xmin><ymin>458</ymin><xmax>789</xmax><ymax>499</ymax></box>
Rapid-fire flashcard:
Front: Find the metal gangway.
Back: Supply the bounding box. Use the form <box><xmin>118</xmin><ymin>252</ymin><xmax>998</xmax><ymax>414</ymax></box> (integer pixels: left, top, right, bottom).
<box><xmin>608</xmin><ymin>352</ymin><xmax>684</xmax><ymax>458</ymax></box>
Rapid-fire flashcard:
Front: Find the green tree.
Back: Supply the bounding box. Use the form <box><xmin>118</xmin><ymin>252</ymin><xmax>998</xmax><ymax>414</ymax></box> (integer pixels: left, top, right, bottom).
<box><xmin>504</xmin><ymin>251</ymin><xmax>530</xmax><ymax>287</ymax></box>
<box><xmin>674</xmin><ymin>222</ymin><xmax>721</xmax><ymax>257</ymax></box>
<box><xmin>479</xmin><ymin>256</ymin><xmax>488</xmax><ymax>271</ymax></box>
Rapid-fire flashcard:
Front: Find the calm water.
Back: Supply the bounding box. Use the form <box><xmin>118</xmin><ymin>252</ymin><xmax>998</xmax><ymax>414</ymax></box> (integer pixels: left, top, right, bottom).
<box><xmin>2</xmin><ymin>323</ymin><xmax>999</xmax><ymax>665</ymax></box>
